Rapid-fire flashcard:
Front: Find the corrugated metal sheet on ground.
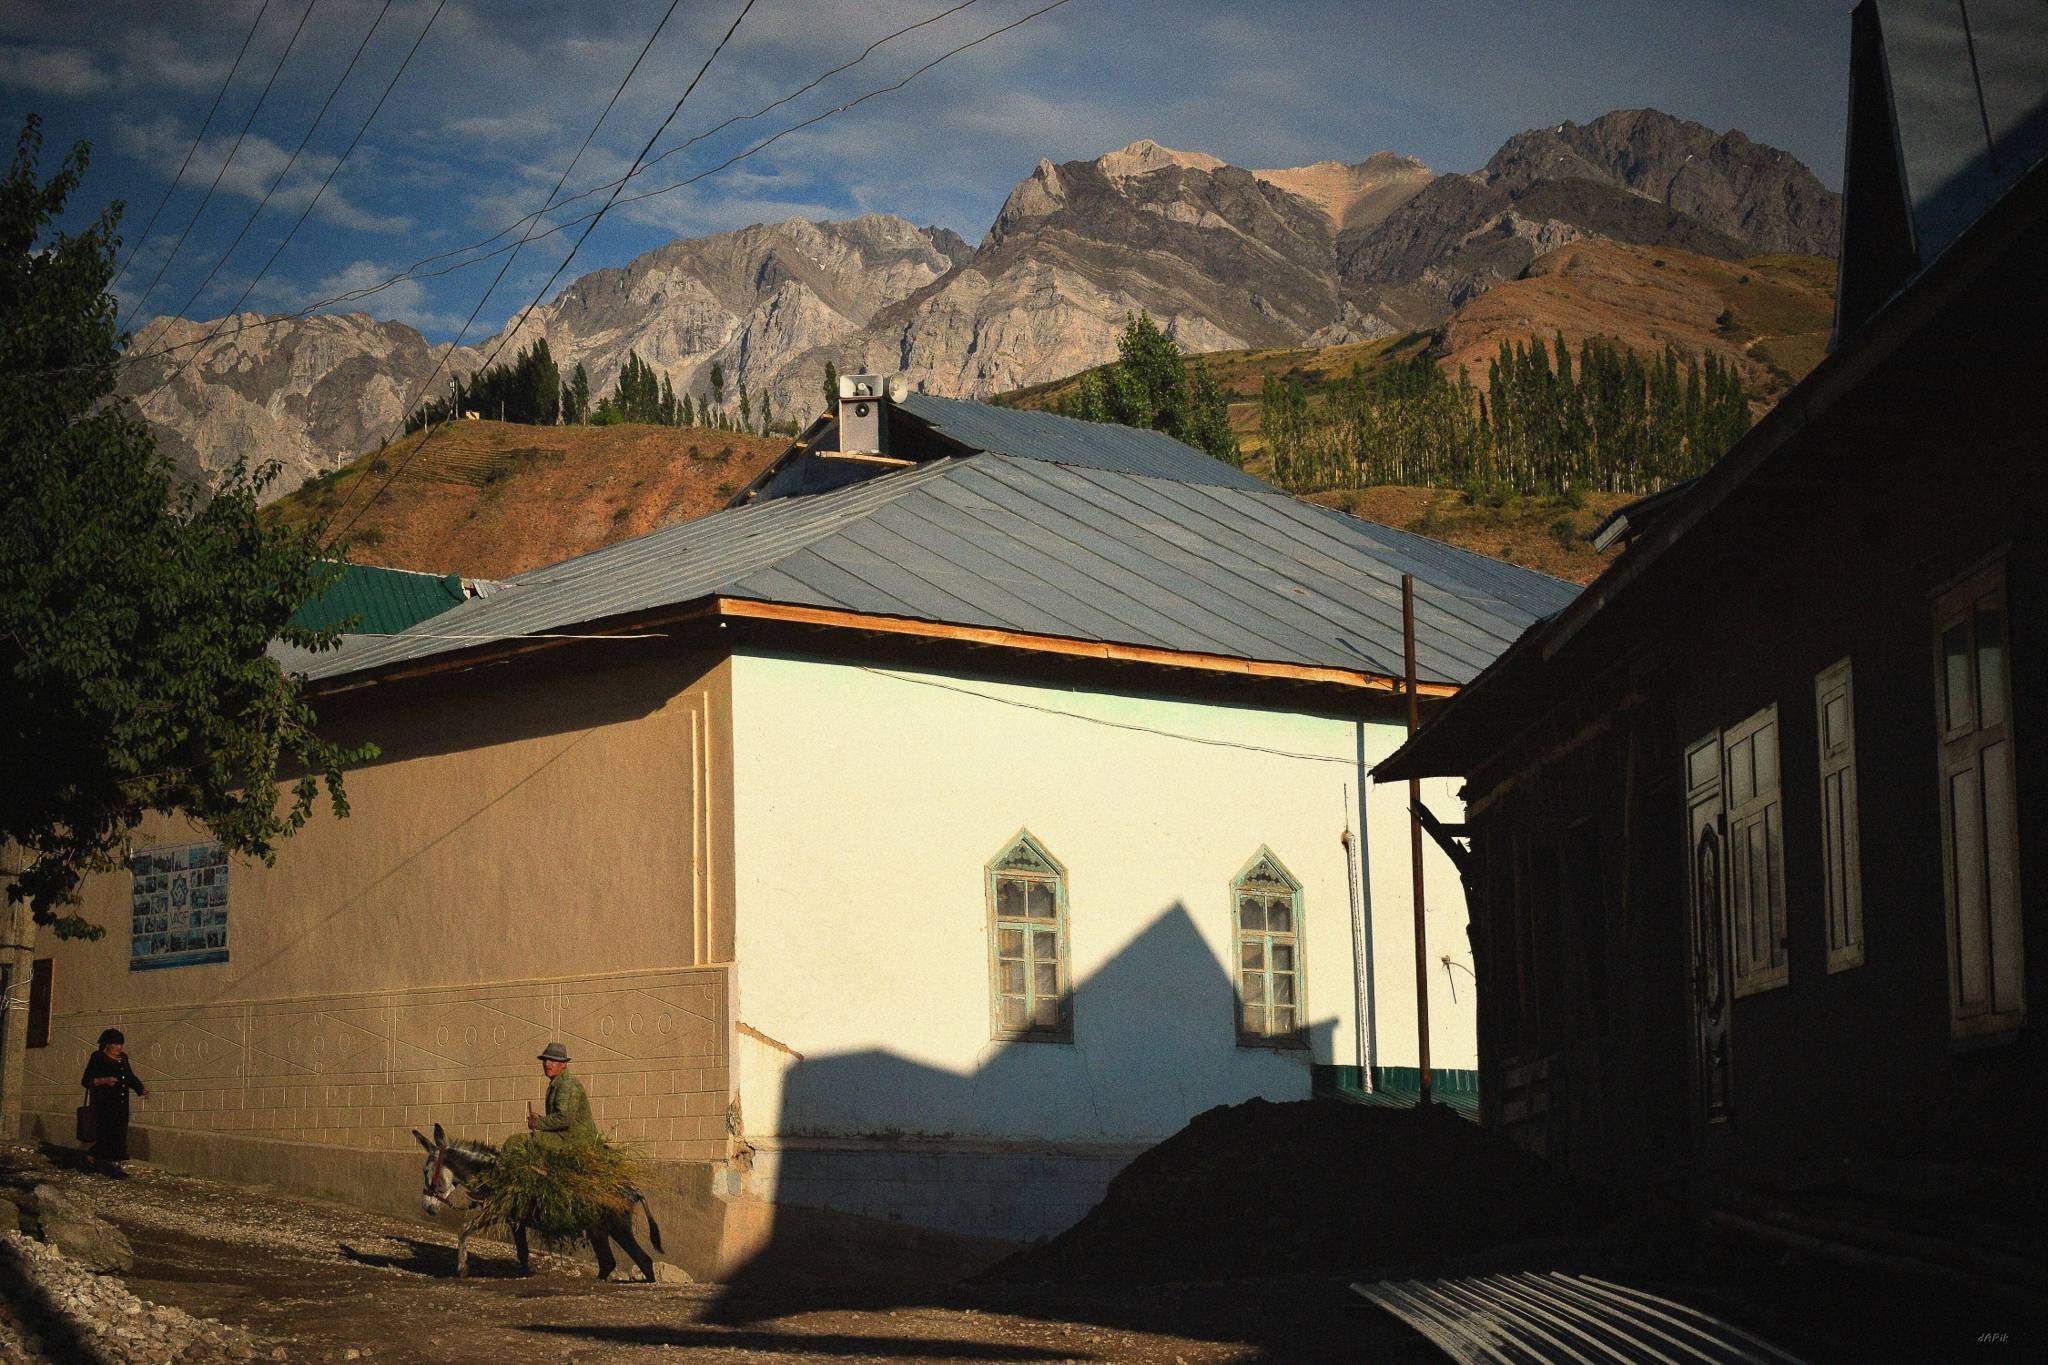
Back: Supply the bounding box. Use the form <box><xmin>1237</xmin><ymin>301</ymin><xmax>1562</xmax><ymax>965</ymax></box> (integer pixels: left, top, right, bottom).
<box><xmin>1354</xmin><ymin>1271</ymin><xmax>1807</xmax><ymax>1364</ymax></box>
<box><xmin>897</xmin><ymin>391</ymin><xmax>1275</xmax><ymax>492</ymax></box>
<box><xmin>281</xmin><ymin>453</ymin><xmax>1579</xmax><ymax>685</ymax></box>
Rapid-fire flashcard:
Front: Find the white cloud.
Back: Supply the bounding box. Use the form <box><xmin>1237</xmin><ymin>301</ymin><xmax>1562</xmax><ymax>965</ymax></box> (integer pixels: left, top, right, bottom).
<box><xmin>115</xmin><ymin>118</ymin><xmax>412</xmax><ymax>234</ymax></box>
<box><xmin>0</xmin><ymin>44</ymin><xmax>110</xmax><ymax>95</ymax></box>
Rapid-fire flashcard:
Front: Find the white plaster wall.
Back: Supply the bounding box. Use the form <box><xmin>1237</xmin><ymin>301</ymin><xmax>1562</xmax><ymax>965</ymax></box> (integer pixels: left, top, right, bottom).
<box><xmin>728</xmin><ymin>652</ymin><xmax>1472</xmax><ymax>1148</ymax></box>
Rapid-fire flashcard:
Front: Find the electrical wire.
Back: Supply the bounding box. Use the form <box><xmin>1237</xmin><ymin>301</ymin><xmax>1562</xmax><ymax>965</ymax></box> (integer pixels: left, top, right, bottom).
<box><xmin>137</xmin><ymin>0</ymin><xmax>399</xmax><ymax>414</ymax></box>
<box><xmin>326</xmin><ymin>0</ymin><xmax>761</xmax><ymax>545</ymax></box>
<box><xmin>124</xmin><ymin>0</ymin><xmax>317</xmax><ymax>327</ymax></box>
<box><xmin>112</xmin><ymin>0</ymin><xmax>277</xmax><ymax>308</ymax></box>
<box><xmin>109</xmin><ymin>0</ymin><xmax>999</xmax><ymax>375</ymax></box>
<box><xmin>856</xmin><ymin>666</ymin><xmax>1364</xmax><ymax>766</ymax></box>
<box><xmin>319</xmin><ymin>0</ymin><xmax>687</xmax><ymax>535</ymax></box>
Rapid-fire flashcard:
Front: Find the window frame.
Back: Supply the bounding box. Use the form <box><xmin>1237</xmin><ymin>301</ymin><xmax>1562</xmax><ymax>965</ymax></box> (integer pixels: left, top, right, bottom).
<box><xmin>1724</xmin><ymin>704</ymin><xmax>1788</xmax><ymax>998</ymax></box>
<box><xmin>985</xmin><ymin>830</ymin><xmax>1073</xmax><ymax>1044</ymax></box>
<box><xmin>1231</xmin><ymin>847</ymin><xmax>1307</xmax><ymax>1049</ymax></box>
<box><xmin>1815</xmin><ymin>657</ymin><xmax>1865</xmax><ymax>972</ymax></box>
<box><xmin>1934</xmin><ymin>562</ymin><xmax>2024</xmax><ymax>1039</ymax></box>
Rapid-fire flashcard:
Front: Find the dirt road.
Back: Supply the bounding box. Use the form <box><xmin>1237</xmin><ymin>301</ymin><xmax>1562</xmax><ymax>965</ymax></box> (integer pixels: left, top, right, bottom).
<box><xmin>3</xmin><ymin>1146</ymin><xmax>1435</xmax><ymax>1363</ymax></box>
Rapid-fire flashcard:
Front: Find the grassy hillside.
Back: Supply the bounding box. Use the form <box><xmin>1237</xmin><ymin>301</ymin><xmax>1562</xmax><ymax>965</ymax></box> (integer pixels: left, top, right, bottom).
<box><xmin>267</xmin><ymin>422</ymin><xmax>784</xmax><ymax>580</ymax></box>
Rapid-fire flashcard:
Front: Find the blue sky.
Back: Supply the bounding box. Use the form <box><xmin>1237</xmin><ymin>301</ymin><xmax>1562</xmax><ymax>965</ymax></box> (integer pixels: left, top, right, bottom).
<box><xmin>1</xmin><ymin>0</ymin><xmax>1854</xmax><ymax>343</ymax></box>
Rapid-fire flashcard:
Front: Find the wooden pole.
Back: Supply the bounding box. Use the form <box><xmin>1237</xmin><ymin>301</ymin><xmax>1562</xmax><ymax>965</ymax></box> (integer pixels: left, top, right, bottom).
<box><xmin>1403</xmin><ymin>573</ymin><xmax>1433</xmax><ymax>1107</ymax></box>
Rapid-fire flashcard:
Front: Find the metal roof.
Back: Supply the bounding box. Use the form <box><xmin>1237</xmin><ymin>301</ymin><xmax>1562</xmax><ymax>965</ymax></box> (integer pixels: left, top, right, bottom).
<box><xmin>287</xmin><ymin>563</ymin><xmax>468</xmax><ymax>636</ymax></box>
<box><xmin>895</xmin><ymin>392</ymin><xmax>1275</xmax><ymax>492</ymax></box>
<box><xmin>283</xmin><ymin>454</ymin><xmax>1578</xmax><ymax>688</ymax></box>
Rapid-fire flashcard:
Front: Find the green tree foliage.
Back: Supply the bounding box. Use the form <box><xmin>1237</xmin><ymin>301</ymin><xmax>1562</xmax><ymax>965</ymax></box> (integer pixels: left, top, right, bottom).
<box><xmin>737</xmin><ymin>387</ymin><xmax>751</xmax><ymax>433</ymax></box>
<box><xmin>1260</xmin><ymin>334</ymin><xmax>1752</xmax><ymax>495</ymax></box>
<box><xmin>0</xmin><ymin>118</ymin><xmax>369</xmax><ymax>935</ymax></box>
<box><xmin>1056</xmin><ymin>313</ymin><xmax>1240</xmax><ymax>466</ymax></box>
<box><xmin>407</xmin><ymin>337</ymin><xmax>561</xmax><ymax>429</ymax></box>
<box><xmin>708</xmin><ymin>360</ymin><xmax>725</xmax><ymax>413</ymax></box>
<box><xmin>823</xmin><ymin>360</ymin><xmax>839</xmax><ymax>412</ymax></box>
<box><xmin>565</xmin><ymin>363</ymin><xmax>590</xmax><ymax>424</ymax></box>
<box><xmin>588</xmin><ymin>351</ymin><xmax>665</xmax><ymax>425</ymax></box>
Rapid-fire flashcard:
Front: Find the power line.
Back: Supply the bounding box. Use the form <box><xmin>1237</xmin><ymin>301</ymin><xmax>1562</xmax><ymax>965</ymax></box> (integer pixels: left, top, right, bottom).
<box><xmin>146</xmin><ymin>0</ymin><xmax>448</xmax><ymax>413</ymax></box>
<box><xmin>137</xmin><ymin>0</ymin><xmax>400</xmax><ymax>414</ymax></box>
<box><xmin>112</xmin><ymin>0</ymin><xmax>277</xmax><ymax>310</ymax></box>
<box><xmin>124</xmin><ymin>0</ymin><xmax>317</xmax><ymax>327</ymax></box>
<box><xmin>857</xmin><ymin>667</ymin><xmax>1363</xmax><ymax>766</ymax></box>
<box><xmin>327</xmin><ymin>0</ymin><xmax>761</xmax><ymax>545</ymax></box>
<box><xmin>111</xmin><ymin>0</ymin><xmax>994</xmax><ymax>375</ymax></box>
<box><xmin>320</xmin><ymin>0</ymin><xmax>694</xmax><ymax>537</ymax></box>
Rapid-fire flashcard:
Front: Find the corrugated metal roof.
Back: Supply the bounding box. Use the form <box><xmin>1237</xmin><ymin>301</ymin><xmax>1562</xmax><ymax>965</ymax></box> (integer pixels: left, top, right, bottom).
<box><xmin>1355</xmin><ymin>1272</ymin><xmax>1807</xmax><ymax>1363</ymax></box>
<box><xmin>288</xmin><ymin>563</ymin><xmax>467</xmax><ymax>635</ymax></box>
<box><xmin>896</xmin><ymin>391</ymin><xmax>1275</xmax><ymax>492</ymax></box>
<box><xmin>283</xmin><ymin>453</ymin><xmax>1579</xmax><ymax>686</ymax></box>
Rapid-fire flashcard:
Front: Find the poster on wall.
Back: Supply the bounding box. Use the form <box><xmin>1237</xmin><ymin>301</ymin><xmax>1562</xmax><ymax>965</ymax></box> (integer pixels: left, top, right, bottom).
<box><xmin>128</xmin><ymin>840</ymin><xmax>230</xmax><ymax>971</ymax></box>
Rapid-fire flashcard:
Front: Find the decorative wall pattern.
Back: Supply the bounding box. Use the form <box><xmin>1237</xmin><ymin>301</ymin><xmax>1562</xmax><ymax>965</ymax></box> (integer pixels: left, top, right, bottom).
<box><xmin>24</xmin><ymin>967</ymin><xmax>731</xmax><ymax>1162</ymax></box>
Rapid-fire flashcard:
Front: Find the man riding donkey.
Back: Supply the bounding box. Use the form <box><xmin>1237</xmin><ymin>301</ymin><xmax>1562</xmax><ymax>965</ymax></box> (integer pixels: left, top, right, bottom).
<box><xmin>416</xmin><ymin>1041</ymin><xmax>661</xmax><ymax>1280</ymax></box>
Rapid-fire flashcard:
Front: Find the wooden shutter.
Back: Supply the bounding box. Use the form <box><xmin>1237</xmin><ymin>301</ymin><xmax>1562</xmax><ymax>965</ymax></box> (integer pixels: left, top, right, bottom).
<box><xmin>1816</xmin><ymin>659</ymin><xmax>1865</xmax><ymax>971</ymax></box>
<box><xmin>1725</xmin><ymin>705</ymin><xmax>1787</xmax><ymax>996</ymax></box>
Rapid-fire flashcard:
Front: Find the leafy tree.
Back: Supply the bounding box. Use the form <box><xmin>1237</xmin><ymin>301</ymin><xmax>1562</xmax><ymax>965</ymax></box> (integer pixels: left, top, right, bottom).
<box><xmin>759</xmin><ymin>389</ymin><xmax>773</xmax><ymax>435</ymax></box>
<box><xmin>823</xmin><ymin>360</ymin><xmax>839</xmax><ymax>410</ymax></box>
<box><xmin>566</xmin><ymin>362</ymin><xmax>590</xmax><ymax>424</ymax></box>
<box><xmin>708</xmin><ymin>361</ymin><xmax>725</xmax><ymax>413</ymax></box>
<box><xmin>1057</xmin><ymin>313</ymin><xmax>1240</xmax><ymax>466</ymax></box>
<box><xmin>1</xmin><ymin>117</ymin><xmax>369</xmax><ymax>936</ymax></box>
<box><xmin>738</xmin><ymin>387</ymin><xmax>751</xmax><ymax>433</ymax></box>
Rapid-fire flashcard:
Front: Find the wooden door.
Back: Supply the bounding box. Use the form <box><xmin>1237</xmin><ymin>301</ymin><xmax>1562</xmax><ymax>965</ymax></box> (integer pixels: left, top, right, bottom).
<box><xmin>1685</xmin><ymin>733</ymin><xmax>1734</xmax><ymax>1133</ymax></box>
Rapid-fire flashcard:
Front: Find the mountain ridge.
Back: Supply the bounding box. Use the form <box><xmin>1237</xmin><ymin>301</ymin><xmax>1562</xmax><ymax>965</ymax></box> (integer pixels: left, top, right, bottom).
<box><xmin>125</xmin><ymin>107</ymin><xmax>1841</xmax><ymax>502</ymax></box>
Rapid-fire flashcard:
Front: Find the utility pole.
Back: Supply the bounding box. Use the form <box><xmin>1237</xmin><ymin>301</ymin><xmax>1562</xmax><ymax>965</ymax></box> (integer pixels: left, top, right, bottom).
<box><xmin>1402</xmin><ymin>574</ymin><xmax>1433</xmax><ymax>1108</ymax></box>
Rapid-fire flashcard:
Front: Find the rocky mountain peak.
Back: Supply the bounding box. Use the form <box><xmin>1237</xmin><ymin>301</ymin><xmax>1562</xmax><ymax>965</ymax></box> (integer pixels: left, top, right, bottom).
<box><xmin>1095</xmin><ymin>139</ymin><xmax>1228</xmax><ymax>180</ymax></box>
<box><xmin>1252</xmin><ymin>152</ymin><xmax>1436</xmax><ymax>232</ymax></box>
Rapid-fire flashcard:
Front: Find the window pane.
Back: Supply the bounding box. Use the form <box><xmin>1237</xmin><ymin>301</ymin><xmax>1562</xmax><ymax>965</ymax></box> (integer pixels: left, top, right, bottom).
<box><xmin>1983</xmin><ymin>739</ymin><xmax>2022</xmax><ymax>1016</ymax></box>
<box><xmin>1270</xmin><ymin>943</ymin><xmax>1294</xmax><ymax>973</ymax></box>
<box><xmin>1976</xmin><ymin>607</ymin><xmax>2007</xmax><ymax>728</ymax></box>
<box><xmin>1950</xmin><ymin>765</ymin><xmax>1988</xmax><ymax>1009</ymax></box>
<box><xmin>1026</xmin><ymin>882</ymin><xmax>1056</xmax><ymax>918</ymax></box>
<box><xmin>1754</xmin><ymin>723</ymin><xmax>1778</xmax><ymax>797</ymax></box>
<box><xmin>1000</xmin><ymin>995</ymin><xmax>1026</xmax><ymax>1029</ymax></box>
<box><xmin>1270</xmin><ymin>1006</ymin><xmax>1295</xmax><ymax>1034</ymax></box>
<box><xmin>996</xmin><ymin>879</ymin><xmax>1023</xmax><ymax>916</ymax></box>
<box><xmin>1030</xmin><ymin>929</ymin><xmax>1058</xmax><ymax>960</ymax></box>
<box><xmin>998</xmin><ymin>928</ymin><xmax>1024</xmax><ymax>958</ymax></box>
<box><xmin>1267</xmin><ymin>899</ymin><xmax>1293</xmax><ymax>934</ymax></box>
<box><xmin>1031</xmin><ymin>996</ymin><xmax>1060</xmax><ymax>1029</ymax></box>
<box><xmin>1242</xmin><ymin>970</ymin><xmax>1265</xmax><ymax>1009</ymax></box>
<box><xmin>1271</xmin><ymin>974</ymin><xmax>1295</xmax><ymax>1006</ymax></box>
<box><xmin>1943</xmin><ymin>622</ymin><xmax>1974</xmax><ymax>733</ymax></box>
<box><xmin>1241</xmin><ymin>1004</ymin><xmax>1265</xmax><ymax>1034</ymax></box>
<box><xmin>1239</xmin><ymin>896</ymin><xmax>1266</xmax><ymax>932</ymax></box>
<box><xmin>1034</xmin><ymin>961</ymin><xmax>1059</xmax><ymax>996</ymax></box>
<box><xmin>1000</xmin><ymin>961</ymin><xmax>1025</xmax><ymax>994</ymax></box>
<box><xmin>1240</xmin><ymin>941</ymin><xmax>1263</xmax><ymax>970</ymax></box>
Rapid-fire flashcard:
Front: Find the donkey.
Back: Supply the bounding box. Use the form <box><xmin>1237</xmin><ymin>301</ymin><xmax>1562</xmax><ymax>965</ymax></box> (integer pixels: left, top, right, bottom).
<box><xmin>414</xmin><ymin>1123</ymin><xmax>662</xmax><ymax>1281</ymax></box>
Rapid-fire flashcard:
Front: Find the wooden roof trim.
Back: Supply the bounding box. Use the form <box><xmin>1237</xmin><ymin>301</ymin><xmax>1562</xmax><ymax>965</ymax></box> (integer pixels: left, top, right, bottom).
<box><xmin>712</xmin><ymin>596</ymin><xmax>1457</xmax><ymax>696</ymax></box>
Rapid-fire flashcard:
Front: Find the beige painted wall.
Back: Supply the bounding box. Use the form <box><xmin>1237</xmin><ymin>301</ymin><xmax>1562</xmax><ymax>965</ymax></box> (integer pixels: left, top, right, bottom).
<box><xmin>22</xmin><ymin>648</ymin><xmax>737</xmax><ymax>1164</ymax></box>
<box><xmin>727</xmin><ymin>652</ymin><xmax>1472</xmax><ymax>1151</ymax></box>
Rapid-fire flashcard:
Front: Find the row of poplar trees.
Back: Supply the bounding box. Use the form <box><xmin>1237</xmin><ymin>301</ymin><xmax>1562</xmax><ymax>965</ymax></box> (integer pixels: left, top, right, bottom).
<box><xmin>405</xmin><ymin>342</ymin><xmax>780</xmax><ymax>436</ymax></box>
<box><xmin>1259</xmin><ymin>333</ymin><xmax>1753</xmax><ymax>495</ymax></box>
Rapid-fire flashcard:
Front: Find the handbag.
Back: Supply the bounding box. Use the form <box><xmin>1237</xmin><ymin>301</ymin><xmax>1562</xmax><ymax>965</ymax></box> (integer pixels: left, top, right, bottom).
<box><xmin>75</xmin><ymin>1102</ymin><xmax>96</xmax><ymax>1146</ymax></box>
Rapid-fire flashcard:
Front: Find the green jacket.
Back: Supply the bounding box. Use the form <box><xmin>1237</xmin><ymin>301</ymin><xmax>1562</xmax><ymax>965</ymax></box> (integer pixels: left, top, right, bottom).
<box><xmin>532</xmin><ymin>1071</ymin><xmax>599</xmax><ymax>1149</ymax></box>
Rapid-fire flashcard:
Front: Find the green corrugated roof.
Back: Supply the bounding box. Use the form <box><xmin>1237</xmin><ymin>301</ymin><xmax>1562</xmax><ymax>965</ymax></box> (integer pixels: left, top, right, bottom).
<box><xmin>289</xmin><ymin>563</ymin><xmax>467</xmax><ymax>636</ymax></box>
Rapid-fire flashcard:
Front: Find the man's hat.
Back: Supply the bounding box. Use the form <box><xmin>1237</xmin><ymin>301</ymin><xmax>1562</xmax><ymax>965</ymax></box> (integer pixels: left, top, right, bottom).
<box><xmin>536</xmin><ymin>1042</ymin><xmax>571</xmax><ymax>1063</ymax></box>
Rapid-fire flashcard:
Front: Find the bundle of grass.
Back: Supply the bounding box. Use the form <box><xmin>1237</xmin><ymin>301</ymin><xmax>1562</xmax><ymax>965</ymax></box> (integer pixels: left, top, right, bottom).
<box><xmin>467</xmin><ymin>1140</ymin><xmax>645</xmax><ymax>1245</ymax></box>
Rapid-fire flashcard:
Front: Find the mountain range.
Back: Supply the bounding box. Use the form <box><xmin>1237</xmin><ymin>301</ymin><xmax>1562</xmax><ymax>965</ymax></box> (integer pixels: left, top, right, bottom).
<box><xmin>121</xmin><ymin>107</ymin><xmax>1840</xmax><ymax>501</ymax></box>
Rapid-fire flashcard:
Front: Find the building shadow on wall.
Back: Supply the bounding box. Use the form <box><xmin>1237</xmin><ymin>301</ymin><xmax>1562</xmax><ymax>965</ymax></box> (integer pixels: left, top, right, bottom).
<box><xmin>676</xmin><ymin>903</ymin><xmax>1368</xmax><ymax>1358</ymax></box>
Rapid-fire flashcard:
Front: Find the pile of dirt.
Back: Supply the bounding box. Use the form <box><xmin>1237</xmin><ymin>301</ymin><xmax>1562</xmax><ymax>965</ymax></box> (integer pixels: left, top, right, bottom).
<box><xmin>984</xmin><ymin>1098</ymin><xmax>1607</xmax><ymax>1286</ymax></box>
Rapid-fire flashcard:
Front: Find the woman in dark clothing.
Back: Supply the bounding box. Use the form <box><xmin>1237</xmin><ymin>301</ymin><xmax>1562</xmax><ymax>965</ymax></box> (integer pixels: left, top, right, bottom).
<box><xmin>81</xmin><ymin>1028</ymin><xmax>147</xmax><ymax>1175</ymax></box>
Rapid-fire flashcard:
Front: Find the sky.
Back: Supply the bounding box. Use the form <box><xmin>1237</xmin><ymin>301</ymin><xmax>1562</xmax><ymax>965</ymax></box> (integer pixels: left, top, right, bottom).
<box><xmin>0</xmin><ymin>0</ymin><xmax>1855</xmax><ymax>344</ymax></box>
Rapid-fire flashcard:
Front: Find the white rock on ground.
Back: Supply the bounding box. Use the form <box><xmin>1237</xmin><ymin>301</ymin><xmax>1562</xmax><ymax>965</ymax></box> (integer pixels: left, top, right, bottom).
<box><xmin>29</xmin><ymin>1183</ymin><xmax>134</xmax><ymax>1274</ymax></box>
<box><xmin>1</xmin><ymin>1230</ymin><xmax>262</xmax><ymax>1363</ymax></box>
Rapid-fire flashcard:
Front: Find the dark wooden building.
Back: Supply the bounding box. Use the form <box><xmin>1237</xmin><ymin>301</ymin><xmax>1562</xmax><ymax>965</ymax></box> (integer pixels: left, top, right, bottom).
<box><xmin>1376</xmin><ymin>0</ymin><xmax>2048</xmax><ymax>1187</ymax></box>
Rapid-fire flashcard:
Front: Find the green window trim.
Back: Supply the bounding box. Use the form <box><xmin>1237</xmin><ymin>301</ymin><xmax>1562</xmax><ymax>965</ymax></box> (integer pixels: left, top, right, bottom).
<box><xmin>987</xmin><ymin>830</ymin><xmax>1072</xmax><ymax>1043</ymax></box>
<box><xmin>1233</xmin><ymin>847</ymin><xmax>1306</xmax><ymax>1048</ymax></box>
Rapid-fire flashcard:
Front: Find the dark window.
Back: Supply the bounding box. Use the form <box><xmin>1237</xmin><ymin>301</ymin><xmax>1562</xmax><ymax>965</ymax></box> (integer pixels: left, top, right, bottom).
<box><xmin>26</xmin><ymin>958</ymin><xmax>52</xmax><ymax>1049</ymax></box>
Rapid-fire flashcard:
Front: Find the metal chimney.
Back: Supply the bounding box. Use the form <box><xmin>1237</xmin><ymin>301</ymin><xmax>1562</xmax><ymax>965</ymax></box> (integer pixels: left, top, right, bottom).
<box><xmin>836</xmin><ymin>373</ymin><xmax>909</xmax><ymax>454</ymax></box>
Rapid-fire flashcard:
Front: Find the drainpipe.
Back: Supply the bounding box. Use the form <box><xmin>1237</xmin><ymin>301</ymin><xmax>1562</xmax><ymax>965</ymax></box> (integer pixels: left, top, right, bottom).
<box><xmin>1403</xmin><ymin>574</ymin><xmax>1433</xmax><ymax>1109</ymax></box>
<box><xmin>1341</xmin><ymin>786</ymin><xmax>1374</xmax><ymax>1093</ymax></box>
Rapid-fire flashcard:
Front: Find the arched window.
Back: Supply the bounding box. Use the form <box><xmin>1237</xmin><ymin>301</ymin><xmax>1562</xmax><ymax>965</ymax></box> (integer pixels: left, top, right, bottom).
<box><xmin>1233</xmin><ymin>849</ymin><xmax>1304</xmax><ymax>1045</ymax></box>
<box><xmin>987</xmin><ymin>831</ymin><xmax>1070</xmax><ymax>1042</ymax></box>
